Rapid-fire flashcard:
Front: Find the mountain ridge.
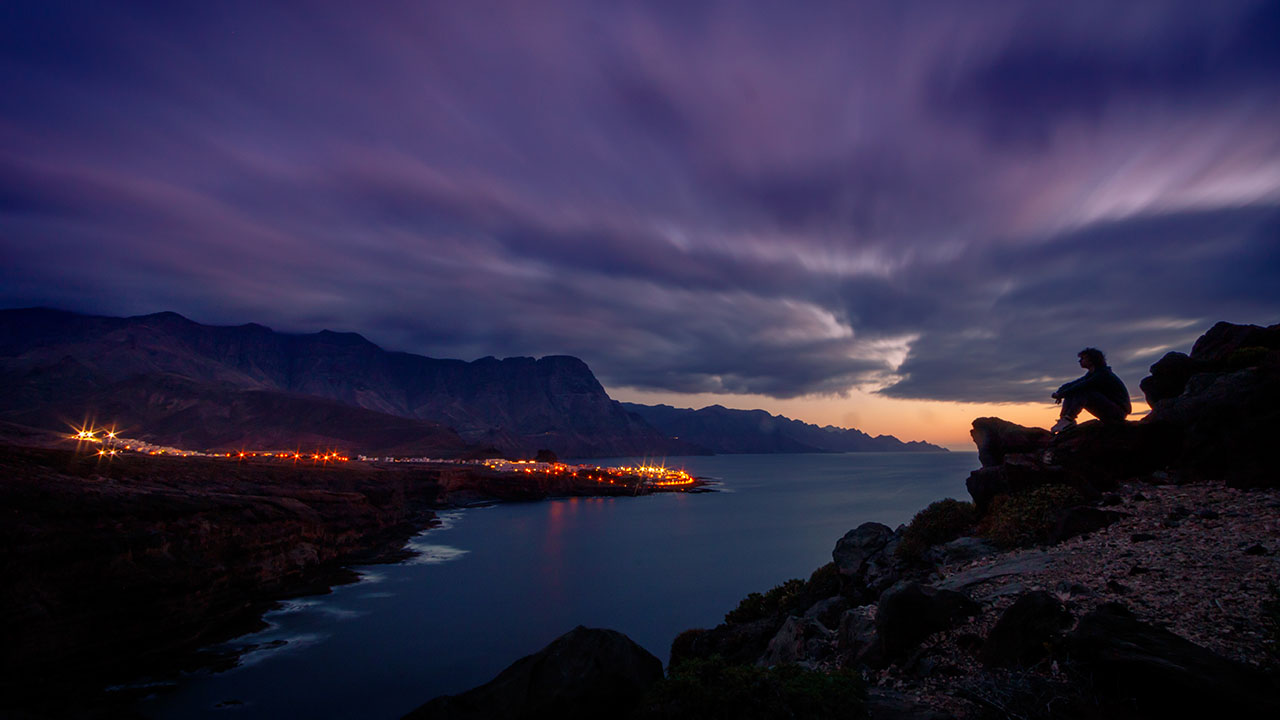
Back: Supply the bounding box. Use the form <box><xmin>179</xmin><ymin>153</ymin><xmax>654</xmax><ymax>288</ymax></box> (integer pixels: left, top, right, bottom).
<box><xmin>621</xmin><ymin>402</ymin><xmax>946</xmax><ymax>453</ymax></box>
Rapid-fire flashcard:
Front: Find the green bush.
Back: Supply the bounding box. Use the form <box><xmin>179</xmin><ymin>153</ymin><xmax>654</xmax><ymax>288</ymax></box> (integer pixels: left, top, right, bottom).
<box><xmin>723</xmin><ymin>563</ymin><xmax>843</xmax><ymax>624</ymax></box>
<box><xmin>635</xmin><ymin>656</ymin><xmax>868</xmax><ymax>720</ymax></box>
<box><xmin>978</xmin><ymin>484</ymin><xmax>1084</xmax><ymax>548</ymax></box>
<box><xmin>725</xmin><ymin>578</ymin><xmax>806</xmax><ymax>624</ymax></box>
<box><xmin>896</xmin><ymin>498</ymin><xmax>977</xmax><ymax>562</ymax></box>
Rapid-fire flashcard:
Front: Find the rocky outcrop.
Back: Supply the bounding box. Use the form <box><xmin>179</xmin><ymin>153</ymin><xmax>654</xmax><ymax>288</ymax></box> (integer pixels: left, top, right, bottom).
<box><xmin>875</xmin><ymin>582</ymin><xmax>979</xmax><ymax>662</ymax></box>
<box><xmin>979</xmin><ymin>591</ymin><xmax>1072</xmax><ymax>667</ymax></box>
<box><xmin>1066</xmin><ymin>603</ymin><xmax>1279</xmax><ymax>717</ymax></box>
<box><xmin>758</xmin><ymin>615</ymin><xmax>835</xmax><ymax>667</ymax></box>
<box><xmin>1141</xmin><ymin>320</ymin><xmax>1280</xmax><ymax>487</ymax></box>
<box><xmin>404</xmin><ymin>626</ymin><xmax>663</xmax><ymax>720</ymax></box>
<box><xmin>969</xmin><ymin>417</ymin><xmax>1051</xmax><ymax>467</ymax></box>
<box><xmin>832</xmin><ymin>522</ymin><xmax>908</xmax><ymax>601</ymax></box>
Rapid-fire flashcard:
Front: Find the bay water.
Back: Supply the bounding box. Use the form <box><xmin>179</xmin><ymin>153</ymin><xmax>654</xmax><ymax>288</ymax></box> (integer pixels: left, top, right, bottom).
<box><xmin>138</xmin><ymin>451</ymin><xmax>979</xmax><ymax>719</ymax></box>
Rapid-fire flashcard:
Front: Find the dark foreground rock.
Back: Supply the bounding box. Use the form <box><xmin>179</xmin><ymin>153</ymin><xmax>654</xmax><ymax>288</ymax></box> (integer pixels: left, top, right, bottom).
<box><xmin>876</xmin><ymin>582</ymin><xmax>979</xmax><ymax>662</ymax></box>
<box><xmin>404</xmin><ymin>626</ymin><xmax>663</xmax><ymax>720</ymax></box>
<box><xmin>980</xmin><ymin>591</ymin><xmax>1072</xmax><ymax>667</ymax></box>
<box><xmin>1066</xmin><ymin>603</ymin><xmax>1279</xmax><ymax>717</ymax></box>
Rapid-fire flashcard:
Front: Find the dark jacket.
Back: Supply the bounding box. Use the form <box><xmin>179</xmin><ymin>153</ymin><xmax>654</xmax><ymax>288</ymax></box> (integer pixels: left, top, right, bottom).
<box><xmin>1055</xmin><ymin>366</ymin><xmax>1132</xmax><ymax>415</ymax></box>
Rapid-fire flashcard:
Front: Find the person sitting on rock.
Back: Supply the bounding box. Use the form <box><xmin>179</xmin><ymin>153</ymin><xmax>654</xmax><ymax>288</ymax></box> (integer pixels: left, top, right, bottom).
<box><xmin>1050</xmin><ymin>347</ymin><xmax>1131</xmax><ymax>433</ymax></box>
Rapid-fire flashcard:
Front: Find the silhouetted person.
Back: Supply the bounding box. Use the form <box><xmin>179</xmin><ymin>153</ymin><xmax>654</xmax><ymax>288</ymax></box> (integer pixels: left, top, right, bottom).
<box><xmin>1051</xmin><ymin>348</ymin><xmax>1130</xmax><ymax>433</ymax></box>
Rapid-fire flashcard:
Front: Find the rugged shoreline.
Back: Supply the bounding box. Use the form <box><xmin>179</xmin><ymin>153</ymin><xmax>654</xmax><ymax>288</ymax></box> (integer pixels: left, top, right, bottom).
<box><xmin>0</xmin><ymin>445</ymin><xmax>706</xmax><ymax>717</ymax></box>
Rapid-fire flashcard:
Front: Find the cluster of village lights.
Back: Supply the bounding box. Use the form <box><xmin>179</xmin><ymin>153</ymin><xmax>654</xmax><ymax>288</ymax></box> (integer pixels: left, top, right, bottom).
<box><xmin>482</xmin><ymin>459</ymin><xmax>696</xmax><ymax>487</ymax></box>
<box><xmin>68</xmin><ymin>426</ymin><xmax>694</xmax><ymax>487</ymax></box>
<box><xmin>70</xmin><ymin>426</ymin><xmax>349</xmax><ymax>462</ymax></box>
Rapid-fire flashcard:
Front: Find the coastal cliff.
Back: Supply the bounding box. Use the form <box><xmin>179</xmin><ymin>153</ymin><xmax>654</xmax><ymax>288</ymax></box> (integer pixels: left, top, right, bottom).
<box><xmin>408</xmin><ymin>320</ymin><xmax>1280</xmax><ymax>719</ymax></box>
<box><xmin>0</xmin><ymin>447</ymin><xmax>699</xmax><ymax>716</ymax></box>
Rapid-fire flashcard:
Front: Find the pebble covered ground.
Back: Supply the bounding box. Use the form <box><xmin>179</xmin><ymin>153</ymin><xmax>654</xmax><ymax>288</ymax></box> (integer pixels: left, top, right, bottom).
<box><xmin>861</xmin><ymin>479</ymin><xmax>1280</xmax><ymax>717</ymax></box>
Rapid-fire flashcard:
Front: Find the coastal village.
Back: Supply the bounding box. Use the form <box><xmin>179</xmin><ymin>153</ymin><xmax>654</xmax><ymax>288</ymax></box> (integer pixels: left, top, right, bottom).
<box><xmin>65</xmin><ymin>426</ymin><xmax>699</xmax><ymax>490</ymax></box>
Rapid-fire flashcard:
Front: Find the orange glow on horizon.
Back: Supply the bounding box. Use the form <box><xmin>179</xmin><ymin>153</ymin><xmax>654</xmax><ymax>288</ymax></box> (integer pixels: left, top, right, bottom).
<box><xmin>608</xmin><ymin>386</ymin><xmax>1152</xmax><ymax>450</ymax></box>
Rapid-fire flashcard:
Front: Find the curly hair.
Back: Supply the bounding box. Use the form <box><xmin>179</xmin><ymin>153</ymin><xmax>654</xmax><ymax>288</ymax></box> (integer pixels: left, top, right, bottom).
<box><xmin>1078</xmin><ymin>347</ymin><xmax>1107</xmax><ymax>368</ymax></box>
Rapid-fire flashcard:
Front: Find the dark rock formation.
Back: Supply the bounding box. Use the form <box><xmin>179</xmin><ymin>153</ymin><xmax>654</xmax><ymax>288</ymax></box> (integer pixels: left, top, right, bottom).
<box><xmin>875</xmin><ymin>582</ymin><xmax>979</xmax><ymax>662</ymax></box>
<box><xmin>1140</xmin><ymin>320</ymin><xmax>1280</xmax><ymax>487</ymax></box>
<box><xmin>836</xmin><ymin>606</ymin><xmax>881</xmax><ymax>667</ymax></box>
<box><xmin>403</xmin><ymin>626</ymin><xmax>663</xmax><ymax>720</ymax></box>
<box><xmin>980</xmin><ymin>591</ymin><xmax>1072</xmax><ymax>667</ymax></box>
<box><xmin>924</xmin><ymin>536</ymin><xmax>998</xmax><ymax>566</ymax></box>
<box><xmin>621</xmin><ymin>402</ymin><xmax>946</xmax><ymax>454</ymax></box>
<box><xmin>1065</xmin><ymin>603</ymin><xmax>1279</xmax><ymax>717</ymax></box>
<box><xmin>965</xmin><ymin>456</ymin><xmax>1070</xmax><ymax>515</ymax></box>
<box><xmin>832</xmin><ymin>522</ymin><xmax>905</xmax><ymax>601</ymax></box>
<box><xmin>759</xmin><ymin>615</ymin><xmax>835</xmax><ymax>667</ymax></box>
<box><xmin>970</xmin><ymin>417</ymin><xmax>1051</xmax><ymax>468</ymax></box>
<box><xmin>1047</xmin><ymin>506</ymin><xmax>1127</xmax><ymax>544</ymax></box>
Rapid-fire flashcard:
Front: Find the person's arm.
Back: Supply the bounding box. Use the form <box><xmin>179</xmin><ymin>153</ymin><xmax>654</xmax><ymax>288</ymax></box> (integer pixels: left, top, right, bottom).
<box><xmin>1053</xmin><ymin>371</ymin><xmax>1096</xmax><ymax>399</ymax></box>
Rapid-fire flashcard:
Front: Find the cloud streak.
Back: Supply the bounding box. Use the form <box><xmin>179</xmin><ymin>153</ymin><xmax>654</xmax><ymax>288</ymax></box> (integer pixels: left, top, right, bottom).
<box><xmin>1</xmin><ymin>0</ymin><xmax>1278</xmax><ymax>408</ymax></box>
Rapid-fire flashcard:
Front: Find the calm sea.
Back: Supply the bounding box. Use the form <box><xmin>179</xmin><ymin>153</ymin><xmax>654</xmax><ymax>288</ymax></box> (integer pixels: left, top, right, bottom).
<box><xmin>138</xmin><ymin>451</ymin><xmax>979</xmax><ymax>719</ymax></box>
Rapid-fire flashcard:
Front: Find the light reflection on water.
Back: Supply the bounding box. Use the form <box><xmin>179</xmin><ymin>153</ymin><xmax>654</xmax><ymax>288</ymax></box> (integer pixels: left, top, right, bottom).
<box><xmin>139</xmin><ymin>452</ymin><xmax>978</xmax><ymax>720</ymax></box>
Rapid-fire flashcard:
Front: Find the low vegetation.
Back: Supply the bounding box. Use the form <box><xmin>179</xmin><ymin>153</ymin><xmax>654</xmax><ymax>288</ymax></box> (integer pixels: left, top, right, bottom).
<box><xmin>978</xmin><ymin>484</ymin><xmax>1084</xmax><ymax>548</ymax></box>
<box><xmin>636</xmin><ymin>656</ymin><xmax>868</xmax><ymax>720</ymax></box>
<box><xmin>724</xmin><ymin>563</ymin><xmax>841</xmax><ymax>624</ymax></box>
<box><xmin>896</xmin><ymin>498</ymin><xmax>977</xmax><ymax>562</ymax></box>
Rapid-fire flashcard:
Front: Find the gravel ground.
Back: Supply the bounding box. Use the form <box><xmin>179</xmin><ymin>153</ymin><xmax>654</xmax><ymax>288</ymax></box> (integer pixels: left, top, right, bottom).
<box><xmin>863</xmin><ymin>479</ymin><xmax>1280</xmax><ymax>717</ymax></box>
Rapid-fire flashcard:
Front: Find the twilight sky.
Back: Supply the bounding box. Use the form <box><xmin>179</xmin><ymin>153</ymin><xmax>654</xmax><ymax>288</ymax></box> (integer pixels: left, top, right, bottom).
<box><xmin>3</xmin><ymin>1</ymin><xmax>1278</xmax><ymax>447</ymax></box>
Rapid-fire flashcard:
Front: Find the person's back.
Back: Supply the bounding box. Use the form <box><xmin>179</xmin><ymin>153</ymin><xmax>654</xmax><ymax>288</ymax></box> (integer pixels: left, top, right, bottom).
<box><xmin>1051</xmin><ymin>348</ymin><xmax>1130</xmax><ymax>433</ymax></box>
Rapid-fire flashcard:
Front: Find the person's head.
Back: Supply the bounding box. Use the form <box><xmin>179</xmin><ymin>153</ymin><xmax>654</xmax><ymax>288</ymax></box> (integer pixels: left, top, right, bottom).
<box><xmin>1078</xmin><ymin>347</ymin><xmax>1106</xmax><ymax>370</ymax></box>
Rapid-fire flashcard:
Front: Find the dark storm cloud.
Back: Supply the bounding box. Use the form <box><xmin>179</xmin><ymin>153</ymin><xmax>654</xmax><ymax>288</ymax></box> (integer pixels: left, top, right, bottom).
<box><xmin>2</xmin><ymin>0</ymin><xmax>1278</xmax><ymax>405</ymax></box>
<box><xmin>933</xmin><ymin>1</ymin><xmax>1280</xmax><ymax>146</ymax></box>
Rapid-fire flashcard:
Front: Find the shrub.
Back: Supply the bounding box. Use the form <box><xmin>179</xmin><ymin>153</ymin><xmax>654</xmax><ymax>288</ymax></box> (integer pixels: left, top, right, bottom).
<box><xmin>978</xmin><ymin>484</ymin><xmax>1084</xmax><ymax>548</ymax></box>
<box><xmin>723</xmin><ymin>562</ymin><xmax>843</xmax><ymax>625</ymax></box>
<box><xmin>896</xmin><ymin>498</ymin><xmax>977</xmax><ymax>562</ymax></box>
<box><xmin>636</xmin><ymin>656</ymin><xmax>868</xmax><ymax>720</ymax></box>
<box><xmin>724</xmin><ymin>578</ymin><xmax>805</xmax><ymax>624</ymax></box>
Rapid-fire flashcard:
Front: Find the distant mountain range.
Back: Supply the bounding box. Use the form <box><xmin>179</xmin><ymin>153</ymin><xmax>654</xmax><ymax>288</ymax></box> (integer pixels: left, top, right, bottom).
<box><xmin>622</xmin><ymin>403</ymin><xmax>944</xmax><ymax>454</ymax></box>
<box><xmin>0</xmin><ymin>308</ymin><xmax>943</xmax><ymax>457</ymax></box>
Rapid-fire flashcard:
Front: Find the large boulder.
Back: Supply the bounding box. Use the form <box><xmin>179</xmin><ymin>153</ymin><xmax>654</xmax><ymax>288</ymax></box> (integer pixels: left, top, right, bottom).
<box><xmin>1047</xmin><ymin>506</ymin><xmax>1127</xmax><ymax>544</ymax></box>
<box><xmin>832</xmin><ymin>522</ymin><xmax>905</xmax><ymax>600</ymax></box>
<box><xmin>1139</xmin><ymin>321</ymin><xmax>1280</xmax><ymax>488</ymax></box>
<box><xmin>404</xmin><ymin>626</ymin><xmax>663</xmax><ymax>720</ymax></box>
<box><xmin>1065</xmin><ymin>603</ymin><xmax>1279</xmax><ymax>717</ymax></box>
<box><xmin>980</xmin><ymin>591</ymin><xmax>1072</xmax><ymax>667</ymax></box>
<box><xmin>875</xmin><ymin>582</ymin><xmax>979</xmax><ymax>662</ymax></box>
<box><xmin>1139</xmin><ymin>351</ymin><xmax>1204</xmax><ymax>405</ymax></box>
<box><xmin>758</xmin><ymin>615</ymin><xmax>834</xmax><ymax>667</ymax></box>
<box><xmin>970</xmin><ymin>417</ymin><xmax>1051</xmax><ymax>468</ymax></box>
<box><xmin>1045</xmin><ymin>420</ymin><xmax>1176</xmax><ymax>486</ymax></box>
<box><xmin>965</xmin><ymin>456</ymin><xmax>1069</xmax><ymax>516</ymax></box>
<box><xmin>833</xmin><ymin>522</ymin><xmax>894</xmax><ymax>577</ymax></box>
<box><xmin>1147</xmin><ymin>364</ymin><xmax>1280</xmax><ymax>487</ymax></box>
<box><xmin>1188</xmin><ymin>320</ymin><xmax>1280</xmax><ymax>362</ymax></box>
